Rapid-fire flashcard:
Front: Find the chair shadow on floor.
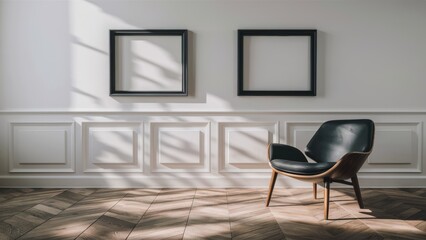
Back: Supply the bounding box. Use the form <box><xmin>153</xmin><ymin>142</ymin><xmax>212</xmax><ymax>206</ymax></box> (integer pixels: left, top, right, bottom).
<box><xmin>263</xmin><ymin>187</ymin><xmax>426</xmax><ymax>239</ymax></box>
<box><xmin>266</xmin><ymin>187</ymin><xmax>426</xmax><ymax>221</ymax></box>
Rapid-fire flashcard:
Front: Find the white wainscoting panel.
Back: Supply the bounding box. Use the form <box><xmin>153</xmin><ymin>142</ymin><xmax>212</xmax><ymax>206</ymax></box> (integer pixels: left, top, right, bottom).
<box><xmin>9</xmin><ymin>122</ymin><xmax>74</xmax><ymax>172</ymax></box>
<box><xmin>1</xmin><ymin>112</ymin><xmax>426</xmax><ymax>188</ymax></box>
<box><xmin>159</xmin><ymin>130</ymin><xmax>201</xmax><ymax>164</ymax></box>
<box><xmin>82</xmin><ymin>122</ymin><xmax>143</xmax><ymax>172</ymax></box>
<box><xmin>286</xmin><ymin>121</ymin><xmax>423</xmax><ymax>173</ymax></box>
<box><xmin>219</xmin><ymin>122</ymin><xmax>279</xmax><ymax>172</ymax></box>
<box><xmin>151</xmin><ymin>122</ymin><xmax>210</xmax><ymax>172</ymax></box>
<box><xmin>286</xmin><ymin>122</ymin><xmax>320</xmax><ymax>163</ymax></box>
<box><xmin>365</xmin><ymin>122</ymin><xmax>422</xmax><ymax>173</ymax></box>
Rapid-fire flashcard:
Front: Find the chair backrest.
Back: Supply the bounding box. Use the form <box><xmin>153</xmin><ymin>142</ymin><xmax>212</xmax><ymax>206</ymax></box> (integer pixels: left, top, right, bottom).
<box><xmin>305</xmin><ymin>119</ymin><xmax>375</xmax><ymax>163</ymax></box>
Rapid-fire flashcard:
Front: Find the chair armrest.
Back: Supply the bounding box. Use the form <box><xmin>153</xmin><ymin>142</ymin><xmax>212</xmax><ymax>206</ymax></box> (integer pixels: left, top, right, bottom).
<box><xmin>329</xmin><ymin>151</ymin><xmax>371</xmax><ymax>180</ymax></box>
<box><xmin>268</xmin><ymin>143</ymin><xmax>308</xmax><ymax>162</ymax></box>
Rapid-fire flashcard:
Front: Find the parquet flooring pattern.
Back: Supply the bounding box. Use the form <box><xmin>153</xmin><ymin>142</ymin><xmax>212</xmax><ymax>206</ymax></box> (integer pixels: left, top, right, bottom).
<box><xmin>0</xmin><ymin>188</ymin><xmax>425</xmax><ymax>240</ymax></box>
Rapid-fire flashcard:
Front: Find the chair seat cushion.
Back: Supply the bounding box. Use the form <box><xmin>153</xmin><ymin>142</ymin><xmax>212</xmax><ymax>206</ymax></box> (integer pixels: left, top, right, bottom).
<box><xmin>270</xmin><ymin>159</ymin><xmax>335</xmax><ymax>175</ymax></box>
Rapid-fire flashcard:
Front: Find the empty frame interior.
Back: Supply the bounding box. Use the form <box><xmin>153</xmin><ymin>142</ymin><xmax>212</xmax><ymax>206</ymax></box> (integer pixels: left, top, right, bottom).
<box><xmin>110</xmin><ymin>30</ymin><xmax>188</xmax><ymax>96</ymax></box>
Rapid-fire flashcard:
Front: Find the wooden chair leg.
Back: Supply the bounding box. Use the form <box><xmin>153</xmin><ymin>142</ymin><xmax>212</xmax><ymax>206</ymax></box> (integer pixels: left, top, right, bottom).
<box><xmin>266</xmin><ymin>170</ymin><xmax>278</xmax><ymax>207</ymax></box>
<box><xmin>324</xmin><ymin>179</ymin><xmax>330</xmax><ymax>220</ymax></box>
<box><xmin>351</xmin><ymin>174</ymin><xmax>364</xmax><ymax>209</ymax></box>
<box><xmin>313</xmin><ymin>183</ymin><xmax>317</xmax><ymax>199</ymax></box>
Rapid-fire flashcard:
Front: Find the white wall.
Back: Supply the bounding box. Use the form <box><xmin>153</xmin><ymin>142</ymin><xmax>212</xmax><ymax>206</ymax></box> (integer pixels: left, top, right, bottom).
<box><xmin>0</xmin><ymin>0</ymin><xmax>425</xmax><ymax>187</ymax></box>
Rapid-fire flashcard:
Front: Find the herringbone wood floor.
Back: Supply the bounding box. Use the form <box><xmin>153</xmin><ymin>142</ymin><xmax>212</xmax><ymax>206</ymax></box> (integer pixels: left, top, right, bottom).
<box><xmin>0</xmin><ymin>188</ymin><xmax>425</xmax><ymax>240</ymax></box>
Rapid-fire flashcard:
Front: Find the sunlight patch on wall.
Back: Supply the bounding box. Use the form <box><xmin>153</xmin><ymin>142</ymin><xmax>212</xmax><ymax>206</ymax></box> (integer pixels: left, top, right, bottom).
<box><xmin>116</xmin><ymin>35</ymin><xmax>183</xmax><ymax>92</ymax></box>
<box><xmin>69</xmin><ymin>0</ymin><xmax>133</xmax><ymax>108</ymax></box>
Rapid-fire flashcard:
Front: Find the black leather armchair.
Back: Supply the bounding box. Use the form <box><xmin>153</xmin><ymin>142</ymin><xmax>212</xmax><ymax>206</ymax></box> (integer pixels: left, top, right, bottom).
<box><xmin>266</xmin><ymin>119</ymin><xmax>375</xmax><ymax>220</ymax></box>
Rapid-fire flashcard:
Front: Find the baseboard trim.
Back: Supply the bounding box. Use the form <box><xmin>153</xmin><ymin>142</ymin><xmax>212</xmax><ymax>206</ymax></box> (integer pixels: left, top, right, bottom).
<box><xmin>0</xmin><ymin>176</ymin><xmax>425</xmax><ymax>188</ymax></box>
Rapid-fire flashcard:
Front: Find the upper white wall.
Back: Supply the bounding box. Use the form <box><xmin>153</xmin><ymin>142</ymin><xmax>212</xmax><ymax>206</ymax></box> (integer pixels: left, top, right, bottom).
<box><xmin>1</xmin><ymin>0</ymin><xmax>425</xmax><ymax>111</ymax></box>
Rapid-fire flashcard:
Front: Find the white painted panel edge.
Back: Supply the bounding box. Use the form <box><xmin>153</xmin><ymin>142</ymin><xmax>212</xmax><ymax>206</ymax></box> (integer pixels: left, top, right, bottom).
<box><xmin>362</xmin><ymin>122</ymin><xmax>423</xmax><ymax>173</ymax></box>
<box><xmin>81</xmin><ymin>121</ymin><xmax>143</xmax><ymax>173</ymax></box>
<box><xmin>219</xmin><ymin>121</ymin><xmax>279</xmax><ymax>173</ymax></box>
<box><xmin>8</xmin><ymin>122</ymin><xmax>75</xmax><ymax>173</ymax></box>
<box><xmin>285</xmin><ymin>121</ymin><xmax>423</xmax><ymax>173</ymax></box>
<box><xmin>150</xmin><ymin>121</ymin><xmax>211</xmax><ymax>173</ymax></box>
<box><xmin>0</xmin><ymin>175</ymin><xmax>425</xmax><ymax>188</ymax></box>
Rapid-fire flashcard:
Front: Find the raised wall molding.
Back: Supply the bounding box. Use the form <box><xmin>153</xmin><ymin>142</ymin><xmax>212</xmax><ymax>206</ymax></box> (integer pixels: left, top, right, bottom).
<box><xmin>150</xmin><ymin>122</ymin><xmax>210</xmax><ymax>173</ymax></box>
<box><xmin>82</xmin><ymin>122</ymin><xmax>143</xmax><ymax>172</ymax></box>
<box><xmin>365</xmin><ymin>122</ymin><xmax>423</xmax><ymax>173</ymax></box>
<box><xmin>9</xmin><ymin>122</ymin><xmax>75</xmax><ymax>172</ymax></box>
<box><xmin>286</xmin><ymin>121</ymin><xmax>423</xmax><ymax>173</ymax></box>
<box><xmin>219</xmin><ymin>122</ymin><xmax>279</xmax><ymax>172</ymax></box>
<box><xmin>1</xmin><ymin>112</ymin><xmax>425</xmax><ymax>187</ymax></box>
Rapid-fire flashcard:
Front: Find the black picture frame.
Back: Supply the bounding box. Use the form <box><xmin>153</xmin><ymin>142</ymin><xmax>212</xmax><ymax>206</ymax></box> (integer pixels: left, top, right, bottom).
<box><xmin>110</xmin><ymin>29</ymin><xmax>188</xmax><ymax>96</ymax></box>
<box><xmin>238</xmin><ymin>29</ymin><xmax>317</xmax><ymax>96</ymax></box>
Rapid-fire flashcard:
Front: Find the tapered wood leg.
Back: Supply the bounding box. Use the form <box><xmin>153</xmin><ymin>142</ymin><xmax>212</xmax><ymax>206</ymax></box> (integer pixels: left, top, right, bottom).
<box><xmin>351</xmin><ymin>174</ymin><xmax>364</xmax><ymax>209</ymax></box>
<box><xmin>266</xmin><ymin>170</ymin><xmax>278</xmax><ymax>207</ymax></box>
<box><xmin>313</xmin><ymin>183</ymin><xmax>317</xmax><ymax>199</ymax></box>
<box><xmin>324</xmin><ymin>180</ymin><xmax>330</xmax><ymax>220</ymax></box>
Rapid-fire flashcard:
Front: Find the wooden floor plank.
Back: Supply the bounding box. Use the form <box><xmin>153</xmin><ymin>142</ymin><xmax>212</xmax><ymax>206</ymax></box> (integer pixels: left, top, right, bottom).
<box><xmin>76</xmin><ymin>189</ymin><xmax>160</xmax><ymax>240</ymax></box>
<box><xmin>227</xmin><ymin>188</ymin><xmax>286</xmax><ymax>240</ymax></box>
<box><xmin>18</xmin><ymin>189</ymin><xmax>127</xmax><ymax>240</ymax></box>
<box><xmin>127</xmin><ymin>188</ymin><xmax>196</xmax><ymax>240</ymax></box>
<box><xmin>0</xmin><ymin>188</ymin><xmax>423</xmax><ymax>240</ymax></box>
<box><xmin>183</xmin><ymin>189</ymin><xmax>231</xmax><ymax>240</ymax></box>
<box><xmin>0</xmin><ymin>189</ymin><xmax>65</xmax><ymax>221</ymax></box>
